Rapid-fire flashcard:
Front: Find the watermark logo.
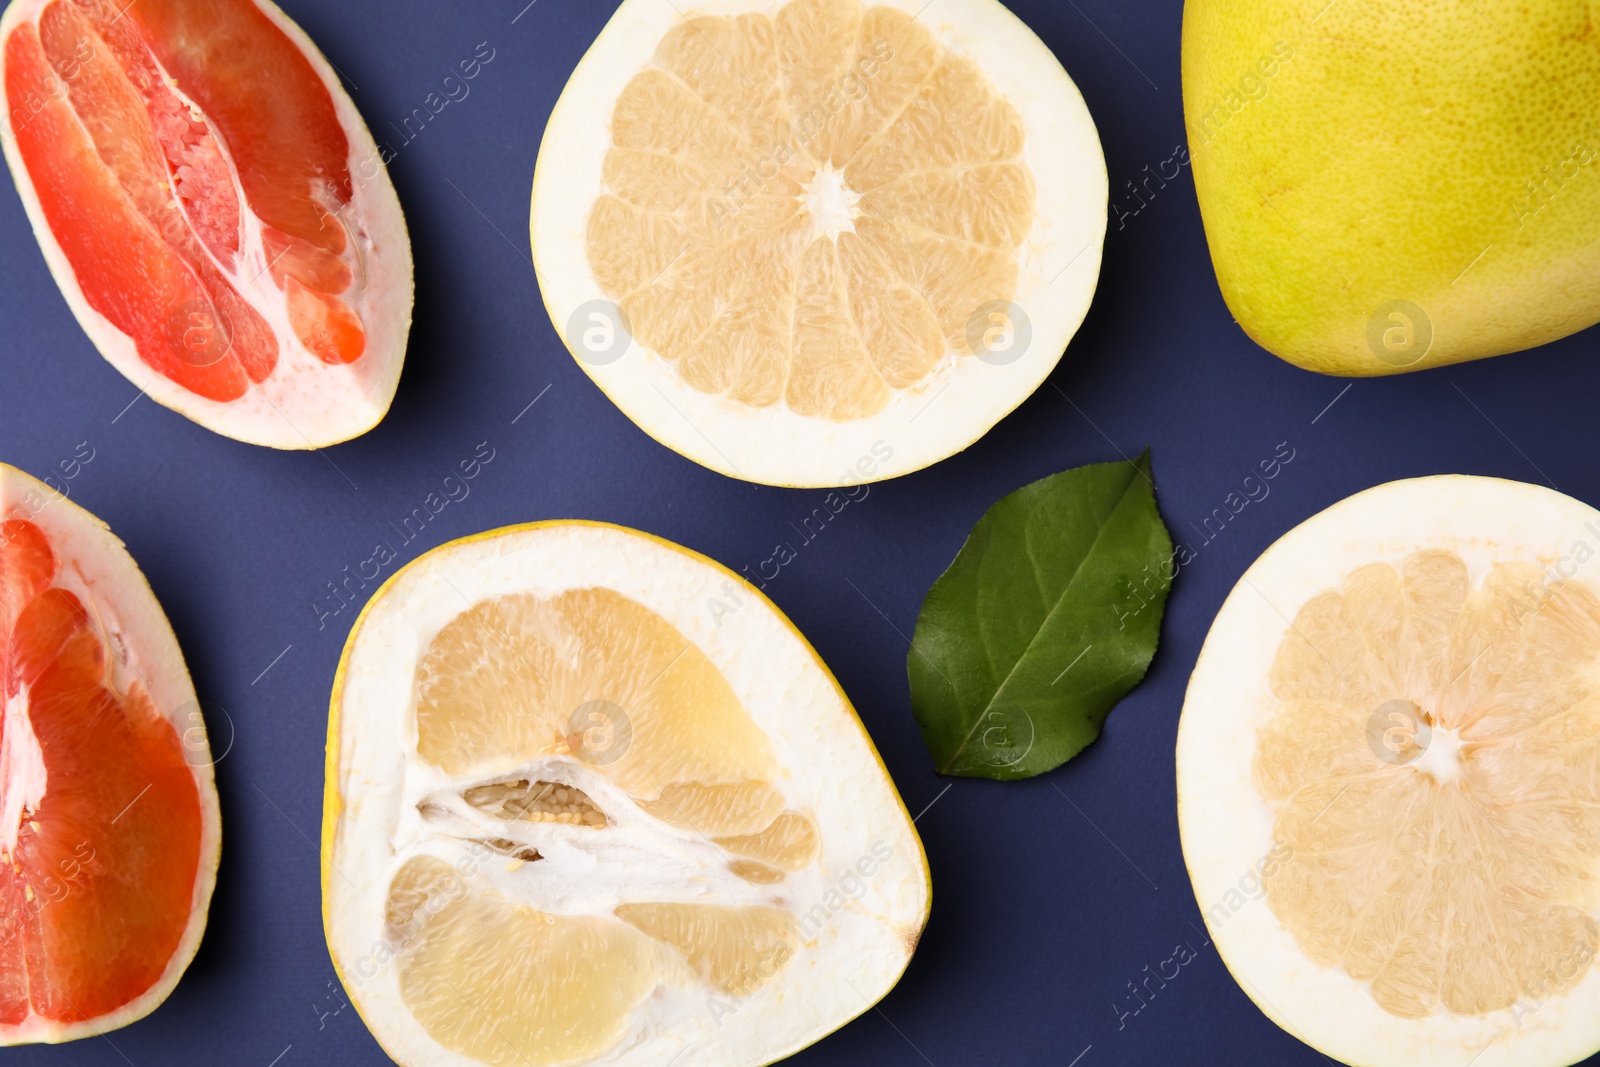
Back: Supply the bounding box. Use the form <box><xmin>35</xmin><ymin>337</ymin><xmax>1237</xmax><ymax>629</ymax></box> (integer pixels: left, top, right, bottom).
<box><xmin>1113</xmin><ymin>144</ymin><xmax>1192</xmax><ymax>230</ymax></box>
<box><xmin>568</xmin><ymin>699</ymin><xmax>632</xmax><ymax>766</ymax></box>
<box><xmin>1366</xmin><ymin>699</ymin><xmax>1429</xmax><ymax>766</ymax></box>
<box><xmin>717</xmin><ymin>441</ymin><xmax>893</xmax><ymax>614</ymax></box>
<box><xmin>974</xmin><ymin>705</ymin><xmax>1035</xmax><ymax>769</ymax></box>
<box><xmin>1367</xmin><ymin>300</ymin><xmax>1432</xmax><ymax>368</ymax></box>
<box><xmin>310</xmin><ymin>441</ymin><xmax>498</xmax><ymax>632</ymax></box>
<box><xmin>175</xmin><ymin>699</ymin><xmax>234</xmax><ymax>769</ymax></box>
<box><xmin>710</xmin><ymin>38</ymin><xmax>896</xmax><ymax>227</ymax></box>
<box><xmin>356</xmin><ymin>41</ymin><xmax>497</xmax><ymax>189</ymax></box>
<box><xmin>567</xmin><ymin>299</ymin><xmax>632</xmax><ymax>366</ymax></box>
<box><xmin>3</xmin><ymin>442</ymin><xmax>97</xmax><ymax>525</ymax></box>
<box><xmin>165</xmin><ymin>299</ymin><xmax>232</xmax><ymax>367</ymax></box>
<box><xmin>19</xmin><ymin>840</ymin><xmax>95</xmax><ymax>915</ymax></box>
<box><xmin>966</xmin><ymin>300</ymin><xmax>1031</xmax><ymax>366</ymax></box>
<box><xmin>313</xmin><ymin>979</ymin><xmax>349</xmax><ymax>1031</ymax></box>
<box><xmin>1510</xmin><ymin>934</ymin><xmax>1599</xmax><ymax>1028</ymax></box>
<box><xmin>1510</xmin><ymin>130</ymin><xmax>1599</xmax><ymax>230</ymax></box>
<box><xmin>707</xmin><ymin>838</ymin><xmax>897</xmax><ymax>1028</ymax></box>
<box><xmin>1189</xmin><ymin>40</ymin><xmax>1296</xmax><ymax>148</ymax></box>
<box><xmin>3</xmin><ymin>34</ymin><xmax>92</xmax><ymax>149</ymax></box>
<box><xmin>346</xmin><ymin>842</ymin><xmax>496</xmax><ymax>989</ymax></box>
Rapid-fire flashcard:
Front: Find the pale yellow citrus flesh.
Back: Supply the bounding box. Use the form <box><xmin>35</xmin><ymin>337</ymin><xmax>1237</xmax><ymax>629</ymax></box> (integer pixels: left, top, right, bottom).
<box><xmin>612</xmin><ymin>903</ymin><xmax>797</xmax><ymax>996</ymax></box>
<box><xmin>585</xmin><ymin>0</ymin><xmax>1036</xmax><ymax>420</ymax></box>
<box><xmin>388</xmin><ymin>587</ymin><xmax>824</xmax><ymax>1065</ymax></box>
<box><xmin>387</xmin><ymin>856</ymin><xmax>659</xmax><ymax>1067</ymax></box>
<box><xmin>1255</xmin><ymin>550</ymin><xmax>1600</xmax><ymax>1019</ymax></box>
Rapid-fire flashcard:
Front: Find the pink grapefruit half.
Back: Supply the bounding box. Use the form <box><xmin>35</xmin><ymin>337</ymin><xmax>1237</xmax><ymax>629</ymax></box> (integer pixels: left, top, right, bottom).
<box><xmin>0</xmin><ymin>0</ymin><xmax>412</xmax><ymax>446</ymax></box>
<box><xmin>0</xmin><ymin>463</ymin><xmax>220</xmax><ymax>1042</ymax></box>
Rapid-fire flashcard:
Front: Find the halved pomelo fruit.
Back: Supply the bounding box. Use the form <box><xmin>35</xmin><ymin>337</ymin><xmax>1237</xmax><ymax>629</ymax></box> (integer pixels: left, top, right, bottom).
<box><xmin>0</xmin><ymin>463</ymin><xmax>220</xmax><ymax>1043</ymax></box>
<box><xmin>323</xmin><ymin>521</ymin><xmax>930</xmax><ymax>1067</ymax></box>
<box><xmin>0</xmin><ymin>0</ymin><xmax>412</xmax><ymax>447</ymax></box>
<box><xmin>1179</xmin><ymin>476</ymin><xmax>1600</xmax><ymax>1067</ymax></box>
<box><xmin>531</xmin><ymin>0</ymin><xmax>1106</xmax><ymax>487</ymax></box>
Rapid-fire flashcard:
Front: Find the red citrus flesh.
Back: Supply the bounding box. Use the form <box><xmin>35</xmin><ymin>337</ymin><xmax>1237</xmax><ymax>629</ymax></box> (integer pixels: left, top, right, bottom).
<box><xmin>2</xmin><ymin>0</ymin><xmax>367</xmax><ymax>404</ymax></box>
<box><xmin>0</xmin><ymin>517</ymin><xmax>202</xmax><ymax>1030</ymax></box>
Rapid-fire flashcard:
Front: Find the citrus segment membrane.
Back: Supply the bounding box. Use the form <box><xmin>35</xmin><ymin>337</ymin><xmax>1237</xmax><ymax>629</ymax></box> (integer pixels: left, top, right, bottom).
<box><xmin>613</xmin><ymin>902</ymin><xmax>797</xmax><ymax>995</ymax></box>
<box><xmin>0</xmin><ymin>0</ymin><xmax>411</xmax><ymax>446</ymax></box>
<box><xmin>1178</xmin><ymin>476</ymin><xmax>1600</xmax><ymax>1067</ymax></box>
<box><xmin>716</xmin><ymin>811</ymin><xmax>821</xmax><ymax>871</ymax></box>
<box><xmin>1256</xmin><ymin>549</ymin><xmax>1600</xmax><ymax>1019</ymax></box>
<box><xmin>325</xmin><ymin>523</ymin><xmax>929</xmax><ymax>1067</ymax></box>
<box><xmin>0</xmin><ymin>465</ymin><xmax>217</xmax><ymax>1044</ymax></box>
<box><xmin>586</xmin><ymin>0</ymin><xmax>1035</xmax><ymax>421</ymax></box>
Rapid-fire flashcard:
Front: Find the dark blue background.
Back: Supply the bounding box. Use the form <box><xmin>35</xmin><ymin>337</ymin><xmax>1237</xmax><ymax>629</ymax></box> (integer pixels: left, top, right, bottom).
<box><xmin>1</xmin><ymin>1</ymin><xmax>1594</xmax><ymax>1064</ymax></box>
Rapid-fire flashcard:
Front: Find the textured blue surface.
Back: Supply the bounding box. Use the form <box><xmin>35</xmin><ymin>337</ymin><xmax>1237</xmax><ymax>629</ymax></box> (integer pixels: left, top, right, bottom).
<box><xmin>1</xmin><ymin>1</ymin><xmax>1597</xmax><ymax>1065</ymax></box>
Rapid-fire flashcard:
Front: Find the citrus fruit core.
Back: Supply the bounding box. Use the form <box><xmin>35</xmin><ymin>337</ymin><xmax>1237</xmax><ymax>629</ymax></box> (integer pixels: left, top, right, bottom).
<box><xmin>585</xmin><ymin>0</ymin><xmax>1037</xmax><ymax>421</ymax></box>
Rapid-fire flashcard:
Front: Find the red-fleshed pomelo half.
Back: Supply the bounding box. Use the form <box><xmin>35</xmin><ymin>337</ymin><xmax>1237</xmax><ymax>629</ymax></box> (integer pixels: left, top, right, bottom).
<box><xmin>0</xmin><ymin>463</ymin><xmax>220</xmax><ymax>1043</ymax></box>
<box><xmin>0</xmin><ymin>0</ymin><xmax>412</xmax><ymax>448</ymax></box>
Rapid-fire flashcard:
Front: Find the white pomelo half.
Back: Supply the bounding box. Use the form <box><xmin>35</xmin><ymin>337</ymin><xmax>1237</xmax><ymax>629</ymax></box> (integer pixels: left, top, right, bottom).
<box><xmin>0</xmin><ymin>463</ymin><xmax>220</xmax><ymax>1043</ymax></box>
<box><xmin>324</xmin><ymin>521</ymin><xmax>930</xmax><ymax>1067</ymax></box>
<box><xmin>0</xmin><ymin>0</ymin><xmax>412</xmax><ymax>448</ymax></box>
<box><xmin>1179</xmin><ymin>476</ymin><xmax>1600</xmax><ymax>1067</ymax></box>
<box><xmin>531</xmin><ymin>0</ymin><xmax>1105</xmax><ymax>488</ymax></box>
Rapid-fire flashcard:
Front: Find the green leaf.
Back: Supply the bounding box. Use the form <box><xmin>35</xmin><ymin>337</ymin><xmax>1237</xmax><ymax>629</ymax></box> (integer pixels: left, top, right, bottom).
<box><xmin>908</xmin><ymin>452</ymin><xmax>1174</xmax><ymax>780</ymax></box>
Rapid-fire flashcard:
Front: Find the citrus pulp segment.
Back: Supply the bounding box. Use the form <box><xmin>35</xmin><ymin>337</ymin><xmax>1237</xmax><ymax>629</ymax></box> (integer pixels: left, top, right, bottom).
<box><xmin>324</xmin><ymin>522</ymin><xmax>931</xmax><ymax>1067</ymax></box>
<box><xmin>1178</xmin><ymin>476</ymin><xmax>1600</xmax><ymax>1067</ymax></box>
<box><xmin>0</xmin><ymin>463</ymin><xmax>219</xmax><ymax>1043</ymax></box>
<box><xmin>0</xmin><ymin>0</ymin><xmax>412</xmax><ymax>447</ymax></box>
<box><xmin>531</xmin><ymin>0</ymin><xmax>1106</xmax><ymax>487</ymax></box>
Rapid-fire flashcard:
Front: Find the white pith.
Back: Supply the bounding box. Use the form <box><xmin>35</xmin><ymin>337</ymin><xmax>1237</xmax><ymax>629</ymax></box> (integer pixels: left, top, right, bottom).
<box><xmin>802</xmin><ymin>165</ymin><xmax>860</xmax><ymax>242</ymax></box>
<box><xmin>1177</xmin><ymin>476</ymin><xmax>1600</xmax><ymax>1067</ymax></box>
<box><xmin>0</xmin><ymin>463</ymin><xmax>220</xmax><ymax>1045</ymax></box>
<box><xmin>0</xmin><ymin>0</ymin><xmax>413</xmax><ymax>449</ymax></box>
<box><xmin>1413</xmin><ymin>724</ymin><xmax>1465</xmax><ymax>785</ymax></box>
<box><xmin>324</xmin><ymin>522</ymin><xmax>931</xmax><ymax>1067</ymax></box>
<box><xmin>530</xmin><ymin>0</ymin><xmax>1107</xmax><ymax>488</ymax></box>
<box><xmin>0</xmin><ymin>684</ymin><xmax>46</xmax><ymax>858</ymax></box>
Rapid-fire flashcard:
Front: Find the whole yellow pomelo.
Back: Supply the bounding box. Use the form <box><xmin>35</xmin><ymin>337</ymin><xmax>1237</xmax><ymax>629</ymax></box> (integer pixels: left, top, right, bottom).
<box><xmin>1182</xmin><ymin>0</ymin><xmax>1600</xmax><ymax>375</ymax></box>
